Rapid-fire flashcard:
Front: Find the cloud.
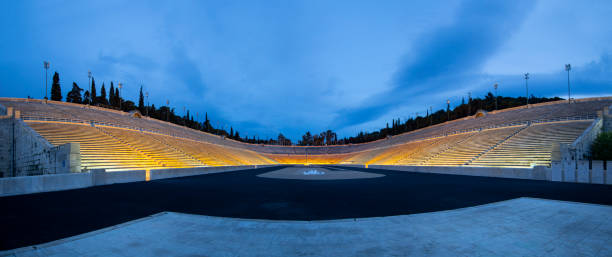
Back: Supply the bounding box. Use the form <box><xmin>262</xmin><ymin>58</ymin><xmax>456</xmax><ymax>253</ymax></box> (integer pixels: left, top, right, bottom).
<box><xmin>99</xmin><ymin>53</ymin><xmax>158</xmax><ymax>70</ymax></box>
<box><xmin>333</xmin><ymin>0</ymin><xmax>533</xmax><ymax>129</ymax></box>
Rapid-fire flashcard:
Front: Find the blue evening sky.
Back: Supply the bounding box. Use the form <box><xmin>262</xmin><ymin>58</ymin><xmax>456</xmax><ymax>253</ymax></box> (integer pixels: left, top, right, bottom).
<box><xmin>1</xmin><ymin>0</ymin><xmax>611</xmax><ymax>140</ymax></box>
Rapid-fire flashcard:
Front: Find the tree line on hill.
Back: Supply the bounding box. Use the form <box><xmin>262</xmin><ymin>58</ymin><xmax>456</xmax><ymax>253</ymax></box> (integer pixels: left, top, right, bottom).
<box><xmin>296</xmin><ymin>92</ymin><xmax>562</xmax><ymax>146</ymax></box>
<box><xmin>48</xmin><ymin>72</ymin><xmax>245</xmax><ymax>140</ymax></box>
<box><xmin>47</xmin><ymin>72</ymin><xmax>562</xmax><ymax>146</ymax></box>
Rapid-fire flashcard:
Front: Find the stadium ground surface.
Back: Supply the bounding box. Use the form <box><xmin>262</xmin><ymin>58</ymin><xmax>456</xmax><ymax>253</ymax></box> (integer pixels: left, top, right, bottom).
<box><xmin>1</xmin><ymin>165</ymin><xmax>611</xmax><ymax>250</ymax></box>
<box><xmin>3</xmin><ymin>198</ymin><xmax>611</xmax><ymax>256</ymax></box>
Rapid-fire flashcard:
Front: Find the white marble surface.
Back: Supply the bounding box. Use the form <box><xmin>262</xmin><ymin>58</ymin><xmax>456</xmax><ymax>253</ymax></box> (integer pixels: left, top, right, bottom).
<box><xmin>4</xmin><ymin>197</ymin><xmax>611</xmax><ymax>257</ymax></box>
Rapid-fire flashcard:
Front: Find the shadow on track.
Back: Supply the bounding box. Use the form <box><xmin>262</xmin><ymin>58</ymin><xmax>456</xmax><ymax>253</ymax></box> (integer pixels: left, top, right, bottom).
<box><xmin>1</xmin><ymin>165</ymin><xmax>611</xmax><ymax>250</ymax></box>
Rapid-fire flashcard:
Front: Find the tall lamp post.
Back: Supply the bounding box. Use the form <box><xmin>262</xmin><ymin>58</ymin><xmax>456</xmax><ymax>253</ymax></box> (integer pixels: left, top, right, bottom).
<box><xmin>145</xmin><ymin>92</ymin><xmax>149</xmax><ymax>116</ymax></box>
<box><xmin>43</xmin><ymin>61</ymin><xmax>50</xmax><ymax>100</ymax></box>
<box><xmin>565</xmin><ymin>64</ymin><xmax>571</xmax><ymax>104</ymax></box>
<box><xmin>87</xmin><ymin>70</ymin><xmax>92</xmax><ymax>104</ymax></box>
<box><xmin>524</xmin><ymin>73</ymin><xmax>529</xmax><ymax>106</ymax></box>
<box><xmin>494</xmin><ymin>83</ymin><xmax>498</xmax><ymax>110</ymax></box>
<box><xmin>118</xmin><ymin>82</ymin><xmax>123</xmax><ymax>110</ymax></box>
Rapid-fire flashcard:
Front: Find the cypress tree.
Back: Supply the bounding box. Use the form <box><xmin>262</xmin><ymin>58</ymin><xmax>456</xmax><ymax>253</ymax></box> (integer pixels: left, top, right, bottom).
<box><xmin>50</xmin><ymin>72</ymin><xmax>62</xmax><ymax>101</ymax></box>
<box><xmin>114</xmin><ymin>88</ymin><xmax>120</xmax><ymax>106</ymax></box>
<box><xmin>138</xmin><ymin>86</ymin><xmax>145</xmax><ymax>113</ymax></box>
<box><xmin>91</xmin><ymin>78</ymin><xmax>97</xmax><ymax>104</ymax></box>
<box><xmin>100</xmin><ymin>83</ymin><xmax>108</xmax><ymax>105</ymax></box>
<box><xmin>109</xmin><ymin>83</ymin><xmax>115</xmax><ymax>106</ymax></box>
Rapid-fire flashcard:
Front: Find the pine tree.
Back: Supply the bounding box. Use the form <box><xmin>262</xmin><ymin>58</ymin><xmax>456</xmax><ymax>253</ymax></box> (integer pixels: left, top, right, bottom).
<box><xmin>51</xmin><ymin>72</ymin><xmax>62</xmax><ymax>101</ymax></box>
<box><xmin>83</xmin><ymin>91</ymin><xmax>90</xmax><ymax>104</ymax></box>
<box><xmin>66</xmin><ymin>82</ymin><xmax>83</xmax><ymax>103</ymax></box>
<box><xmin>91</xmin><ymin>78</ymin><xmax>97</xmax><ymax>104</ymax></box>
<box><xmin>109</xmin><ymin>83</ymin><xmax>115</xmax><ymax>106</ymax></box>
<box><xmin>138</xmin><ymin>86</ymin><xmax>144</xmax><ymax>113</ymax></box>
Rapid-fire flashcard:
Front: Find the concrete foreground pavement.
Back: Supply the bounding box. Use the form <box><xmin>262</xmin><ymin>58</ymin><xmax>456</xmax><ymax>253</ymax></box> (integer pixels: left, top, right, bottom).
<box><xmin>3</xmin><ymin>197</ymin><xmax>611</xmax><ymax>257</ymax></box>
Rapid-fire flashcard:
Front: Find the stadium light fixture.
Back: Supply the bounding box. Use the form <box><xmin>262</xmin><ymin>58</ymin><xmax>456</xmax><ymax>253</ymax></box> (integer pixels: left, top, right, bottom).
<box><xmin>87</xmin><ymin>70</ymin><xmax>92</xmax><ymax>104</ymax></box>
<box><xmin>565</xmin><ymin>64</ymin><xmax>571</xmax><ymax>104</ymax></box>
<box><xmin>494</xmin><ymin>83</ymin><xmax>498</xmax><ymax>110</ymax></box>
<box><xmin>44</xmin><ymin>61</ymin><xmax>50</xmax><ymax>100</ymax></box>
<box><xmin>145</xmin><ymin>91</ymin><xmax>149</xmax><ymax>116</ymax></box>
<box><xmin>524</xmin><ymin>73</ymin><xmax>529</xmax><ymax>106</ymax></box>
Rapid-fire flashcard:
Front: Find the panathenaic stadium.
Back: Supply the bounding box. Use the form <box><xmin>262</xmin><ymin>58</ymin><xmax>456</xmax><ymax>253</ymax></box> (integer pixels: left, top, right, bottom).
<box><xmin>1</xmin><ymin>97</ymin><xmax>611</xmax><ymax>256</ymax></box>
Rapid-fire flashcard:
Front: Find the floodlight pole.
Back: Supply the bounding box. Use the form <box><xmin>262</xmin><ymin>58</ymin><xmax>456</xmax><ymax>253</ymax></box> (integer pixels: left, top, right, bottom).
<box><xmin>565</xmin><ymin>64</ymin><xmax>571</xmax><ymax>104</ymax></box>
<box><xmin>494</xmin><ymin>83</ymin><xmax>498</xmax><ymax>110</ymax></box>
<box><xmin>44</xmin><ymin>61</ymin><xmax>50</xmax><ymax>100</ymax></box>
<box><xmin>145</xmin><ymin>92</ymin><xmax>149</xmax><ymax>116</ymax></box>
<box><xmin>524</xmin><ymin>73</ymin><xmax>529</xmax><ymax>107</ymax></box>
<box><xmin>87</xmin><ymin>70</ymin><xmax>92</xmax><ymax>104</ymax></box>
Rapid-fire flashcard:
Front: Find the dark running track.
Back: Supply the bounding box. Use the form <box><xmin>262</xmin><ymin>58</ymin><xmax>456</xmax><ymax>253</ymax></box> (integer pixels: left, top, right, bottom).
<box><xmin>1</xmin><ymin>165</ymin><xmax>611</xmax><ymax>250</ymax></box>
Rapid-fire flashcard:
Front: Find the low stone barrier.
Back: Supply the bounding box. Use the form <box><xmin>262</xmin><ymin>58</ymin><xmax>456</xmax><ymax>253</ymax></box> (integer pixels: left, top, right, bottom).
<box><xmin>0</xmin><ymin>165</ymin><xmax>280</xmax><ymax>197</ymax></box>
<box><xmin>552</xmin><ymin>160</ymin><xmax>610</xmax><ymax>184</ymax></box>
<box><xmin>367</xmin><ymin>165</ymin><xmax>552</xmax><ymax>181</ymax></box>
<box><xmin>150</xmin><ymin>165</ymin><xmax>264</xmax><ymax>180</ymax></box>
<box><xmin>91</xmin><ymin>169</ymin><xmax>146</xmax><ymax>186</ymax></box>
<box><xmin>0</xmin><ymin>173</ymin><xmax>91</xmax><ymax>196</ymax></box>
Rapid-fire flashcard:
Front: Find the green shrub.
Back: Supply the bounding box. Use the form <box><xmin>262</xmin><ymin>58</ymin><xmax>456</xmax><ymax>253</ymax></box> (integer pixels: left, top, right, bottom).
<box><xmin>591</xmin><ymin>131</ymin><xmax>612</xmax><ymax>160</ymax></box>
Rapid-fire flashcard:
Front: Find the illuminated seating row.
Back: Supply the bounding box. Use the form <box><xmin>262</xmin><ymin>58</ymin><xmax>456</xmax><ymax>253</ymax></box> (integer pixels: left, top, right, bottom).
<box><xmin>262</xmin><ymin>153</ymin><xmax>356</xmax><ymax>164</ymax></box>
<box><xmin>97</xmin><ymin>127</ymin><xmax>206</xmax><ymax>169</ymax></box>
<box><xmin>26</xmin><ymin>121</ymin><xmax>276</xmax><ymax>171</ymax></box>
<box><xmin>370</xmin><ymin>133</ymin><xmax>474</xmax><ymax>166</ymax></box>
<box><xmin>2</xmin><ymin>98</ymin><xmax>607</xmax><ymax>169</ymax></box>
<box><xmin>27</xmin><ymin>122</ymin><xmax>162</xmax><ymax>171</ymax></box>
<box><xmin>470</xmin><ymin>121</ymin><xmax>592</xmax><ymax>167</ymax></box>
<box><xmin>422</xmin><ymin>126</ymin><xmax>523</xmax><ymax>166</ymax></box>
<box><xmin>152</xmin><ymin>135</ymin><xmax>276</xmax><ymax>166</ymax></box>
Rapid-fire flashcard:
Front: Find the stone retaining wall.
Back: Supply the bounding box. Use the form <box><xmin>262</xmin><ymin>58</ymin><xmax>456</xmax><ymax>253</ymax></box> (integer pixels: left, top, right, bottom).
<box><xmin>0</xmin><ymin>165</ymin><xmax>277</xmax><ymax>197</ymax></box>
<box><xmin>367</xmin><ymin>165</ymin><xmax>552</xmax><ymax>181</ymax></box>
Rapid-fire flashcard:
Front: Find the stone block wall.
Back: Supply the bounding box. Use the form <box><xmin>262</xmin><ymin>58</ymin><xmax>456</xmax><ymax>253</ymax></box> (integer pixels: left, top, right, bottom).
<box><xmin>571</xmin><ymin>118</ymin><xmax>602</xmax><ymax>159</ymax></box>
<box><xmin>0</xmin><ymin>114</ymin><xmax>81</xmax><ymax>177</ymax></box>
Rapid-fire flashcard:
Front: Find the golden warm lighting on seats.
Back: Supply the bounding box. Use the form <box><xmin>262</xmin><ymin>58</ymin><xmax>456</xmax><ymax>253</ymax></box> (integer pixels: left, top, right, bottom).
<box><xmin>2</xmin><ymin>97</ymin><xmax>609</xmax><ymax>171</ymax></box>
<box><xmin>263</xmin><ymin>153</ymin><xmax>356</xmax><ymax>164</ymax></box>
